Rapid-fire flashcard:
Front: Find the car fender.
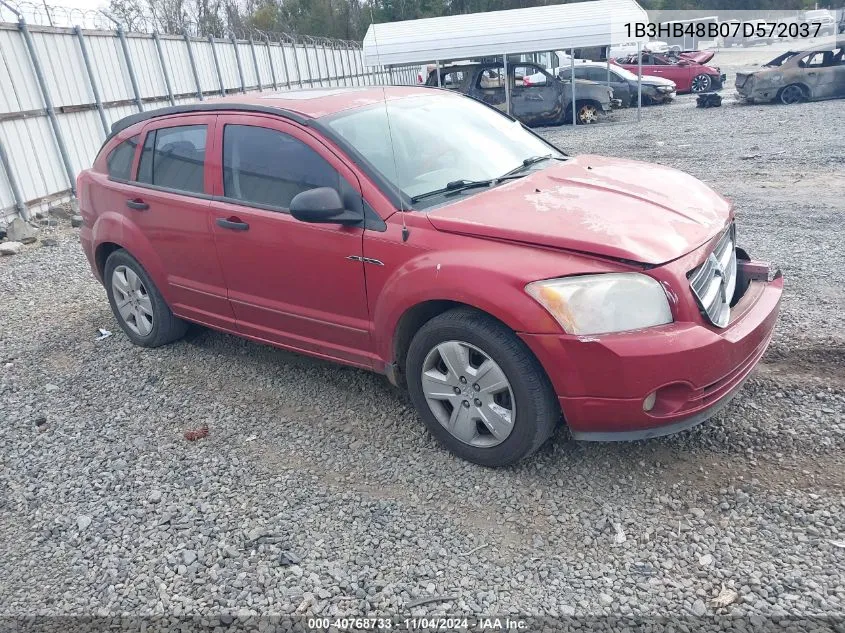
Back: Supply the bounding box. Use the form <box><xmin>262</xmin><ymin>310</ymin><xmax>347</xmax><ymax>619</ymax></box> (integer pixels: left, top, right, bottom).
<box><xmin>91</xmin><ymin>211</ymin><xmax>172</xmax><ymax>303</ymax></box>
<box><xmin>370</xmin><ymin>245</ymin><xmax>625</xmax><ymax>365</ymax></box>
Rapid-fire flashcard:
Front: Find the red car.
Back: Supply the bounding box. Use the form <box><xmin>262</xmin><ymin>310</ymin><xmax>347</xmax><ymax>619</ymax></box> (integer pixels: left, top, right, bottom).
<box><xmin>78</xmin><ymin>87</ymin><xmax>782</xmax><ymax>466</ymax></box>
<box><xmin>614</xmin><ymin>52</ymin><xmax>725</xmax><ymax>93</ymax></box>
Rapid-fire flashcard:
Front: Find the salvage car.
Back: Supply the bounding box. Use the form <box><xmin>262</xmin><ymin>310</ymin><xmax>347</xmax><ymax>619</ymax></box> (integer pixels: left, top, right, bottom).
<box><xmin>614</xmin><ymin>52</ymin><xmax>725</xmax><ymax>93</ymax></box>
<box><xmin>555</xmin><ymin>62</ymin><xmax>676</xmax><ymax>105</ymax></box>
<box><xmin>78</xmin><ymin>87</ymin><xmax>783</xmax><ymax>466</ymax></box>
<box><xmin>425</xmin><ymin>61</ymin><xmax>613</xmax><ymax>125</ymax></box>
<box><xmin>736</xmin><ymin>43</ymin><xmax>845</xmax><ymax>104</ymax></box>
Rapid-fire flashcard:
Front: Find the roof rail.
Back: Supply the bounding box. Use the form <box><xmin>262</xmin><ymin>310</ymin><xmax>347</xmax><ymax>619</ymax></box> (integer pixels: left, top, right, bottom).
<box><xmin>108</xmin><ymin>102</ymin><xmax>310</xmax><ymax>138</ymax></box>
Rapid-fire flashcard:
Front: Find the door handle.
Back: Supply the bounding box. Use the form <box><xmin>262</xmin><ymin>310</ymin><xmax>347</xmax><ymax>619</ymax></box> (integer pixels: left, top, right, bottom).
<box><xmin>216</xmin><ymin>217</ymin><xmax>249</xmax><ymax>231</ymax></box>
<box><xmin>126</xmin><ymin>198</ymin><xmax>148</xmax><ymax>210</ymax></box>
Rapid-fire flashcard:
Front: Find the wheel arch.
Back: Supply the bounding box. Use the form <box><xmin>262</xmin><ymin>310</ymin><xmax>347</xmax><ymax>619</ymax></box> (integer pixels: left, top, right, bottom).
<box><xmin>90</xmin><ymin>211</ymin><xmax>171</xmax><ymax>302</ymax></box>
<box><xmin>777</xmin><ymin>82</ymin><xmax>810</xmax><ymax>101</ymax></box>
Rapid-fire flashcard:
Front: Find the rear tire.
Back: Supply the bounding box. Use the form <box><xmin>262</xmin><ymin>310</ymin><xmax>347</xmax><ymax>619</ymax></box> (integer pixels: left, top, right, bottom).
<box><xmin>778</xmin><ymin>84</ymin><xmax>805</xmax><ymax>105</ymax></box>
<box><xmin>104</xmin><ymin>249</ymin><xmax>188</xmax><ymax>348</ymax></box>
<box><xmin>405</xmin><ymin>308</ymin><xmax>559</xmax><ymax>466</ymax></box>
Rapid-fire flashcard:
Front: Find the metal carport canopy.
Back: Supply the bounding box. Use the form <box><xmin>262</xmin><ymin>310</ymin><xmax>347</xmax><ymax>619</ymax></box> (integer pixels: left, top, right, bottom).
<box><xmin>362</xmin><ymin>0</ymin><xmax>648</xmax><ymax>67</ymax></box>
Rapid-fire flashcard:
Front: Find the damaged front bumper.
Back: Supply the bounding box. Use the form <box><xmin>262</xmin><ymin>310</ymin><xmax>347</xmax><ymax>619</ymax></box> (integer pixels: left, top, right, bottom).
<box><xmin>519</xmin><ymin>256</ymin><xmax>783</xmax><ymax>442</ymax></box>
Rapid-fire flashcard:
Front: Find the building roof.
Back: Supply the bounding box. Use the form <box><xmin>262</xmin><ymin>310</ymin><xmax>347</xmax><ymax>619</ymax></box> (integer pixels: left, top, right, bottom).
<box><xmin>363</xmin><ymin>0</ymin><xmax>648</xmax><ymax>67</ymax></box>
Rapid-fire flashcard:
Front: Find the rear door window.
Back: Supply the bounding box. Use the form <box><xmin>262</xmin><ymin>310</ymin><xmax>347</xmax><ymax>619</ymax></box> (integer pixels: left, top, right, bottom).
<box><xmin>137</xmin><ymin>125</ymin><xmax>207</xmax><ymax>194</ymax></box>
<box><xmin>477</xmin><ymin>68</ymin><xmax>504</xmax><ymax>90</ymax></box>
<box><xmin>222</xmin><ymin>124</ymin><xmax>340</xmax><ymax>210</ymax></box>
<box><xmin>107</xmin><ymin>135</ymin><xmax>139</xmax><ymax>180</ymax></box>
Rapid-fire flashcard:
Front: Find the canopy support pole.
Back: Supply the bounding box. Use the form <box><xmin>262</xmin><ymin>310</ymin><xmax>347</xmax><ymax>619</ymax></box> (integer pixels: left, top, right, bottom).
<box><xmin>436</xmin><ymin>60</ymin><xmax>441</xmax><ymax>87</ymax></box>
<box><xmin>570</xmin><ymin>48</ymin><xmax>576</xmax><ymax>126</ymax></box>
<box><xmin>637</xmin><ymin>41</ymin><xmax>643</xmax><ymax>122</ymax></box>
<box><xmin>503</xmin><ymin>53</ymin><xmax>510</xmax><ymax>116</ymax></box>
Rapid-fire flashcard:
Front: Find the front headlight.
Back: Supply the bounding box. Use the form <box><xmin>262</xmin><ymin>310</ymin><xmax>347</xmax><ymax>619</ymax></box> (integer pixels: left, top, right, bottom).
<box><xmin>525</xmin><ymin>273</ymin><xmax>673</xmax><ymax>335</ymax></box>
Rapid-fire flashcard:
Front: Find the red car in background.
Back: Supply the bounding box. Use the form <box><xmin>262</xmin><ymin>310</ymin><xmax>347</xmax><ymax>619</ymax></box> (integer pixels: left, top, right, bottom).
<box><xmin>614</xmin><ymin>52</ymin><xmax>725</xmax><ymax>93</ymax></box>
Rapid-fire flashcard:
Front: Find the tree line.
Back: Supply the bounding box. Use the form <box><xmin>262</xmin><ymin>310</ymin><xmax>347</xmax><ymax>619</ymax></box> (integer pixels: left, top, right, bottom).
<box><xmin>108</xmin><ymin>0</ymin><xmax>830</xmax><ymax>40</ymax></box>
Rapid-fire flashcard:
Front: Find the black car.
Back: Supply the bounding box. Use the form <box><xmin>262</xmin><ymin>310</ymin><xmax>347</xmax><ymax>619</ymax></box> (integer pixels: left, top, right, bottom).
<box><xmin>557</xmin><ymin>62</ymin><xmax>677</xmax><ymax>106</ymax></box>
<box><xmin>425</xmin><ymin>61</ymin><xmax>614</xmax><ymax>126</ymax></box>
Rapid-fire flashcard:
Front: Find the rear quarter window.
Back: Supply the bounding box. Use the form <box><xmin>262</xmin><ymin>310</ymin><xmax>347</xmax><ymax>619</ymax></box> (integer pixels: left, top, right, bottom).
<box><xmin>106</xmin><ymin>136</ymin><xmax>139</xmax><ymax>180</ymax></box>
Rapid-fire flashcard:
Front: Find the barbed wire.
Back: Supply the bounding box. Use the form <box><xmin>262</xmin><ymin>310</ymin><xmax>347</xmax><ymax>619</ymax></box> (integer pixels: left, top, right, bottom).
<box><xmin>0</xmin><ymin>0</ymin><xmax>363</xmax><ymax>48</ymax></box>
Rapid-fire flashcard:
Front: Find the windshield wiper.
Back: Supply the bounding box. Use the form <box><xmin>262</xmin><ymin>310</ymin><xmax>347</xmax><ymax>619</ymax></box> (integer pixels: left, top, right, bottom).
<box><xmin>410</xmin><ymin>174</ymin><xmax>527</xmax><ymax>204</ymax></box>
<box><xmin>500</xmin><ymin>154</ymin><xmax>562</xmax><ymax>178</ymax></box>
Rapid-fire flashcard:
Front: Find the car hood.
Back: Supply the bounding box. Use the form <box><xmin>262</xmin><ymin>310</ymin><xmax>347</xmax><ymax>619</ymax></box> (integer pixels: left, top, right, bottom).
<box><xmin>639</xmin><ymin>75</ymin><xmax>676</xmax><ymax>87</ymax></box>
<box><xmin>426</xmin><ymin>155</ymin><xmax>732</xmax><ymax>266</ymax></box>
<box><xmin>681</xmin><ymin>50</ymin><xmax>716</xmax><ymax>64</ymax></box>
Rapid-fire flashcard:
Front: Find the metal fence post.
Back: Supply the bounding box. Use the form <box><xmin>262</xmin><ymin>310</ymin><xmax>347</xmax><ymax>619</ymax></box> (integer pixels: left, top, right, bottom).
<box><xmin>208</xmin><ymin>35</ymin><xmax>225</xmax><ymax>95</ymax></box>
<box><xmin>302</xmin><ymin>39</ymin><xmax>315</xmax><ymax>87</ymax></box>
<box><xmin>0</xmin><ymin>139</ymin><xmax>29</xmax><ymax>220</ymax></box>
<box><xmin>183</xmin><ymin>30</ymin><xmax>203</xmax><ymax>100</ymax></box>
<box><xmin>279</xmin><ymin>37</ymin><xmax>291</xmax><ymax>89</ymax></box>
<box><xmin>230</xmin><ymin>34</ymin><xmax>246</xmax><ymax>93</ymax></box>
<box><xmin>17</xmin><ymin>16</ymin><xmax>76</xmax><ymax>195</ymax></box>
<box><xmin>310</xmin><ymin>39</ymin><xmax>323</xmax><ymax>87</ymax></box>
<box><xmin>291</xmin><ymin>38</ymin><xmax>303</xmax><ymax>88</ymax></box>
<box><xmin>343</xmin><ymin>45</ymin><xmax>357</xmax><ymax>86</ymax></box>
<box><xmin>248</xmin><ymin>37</ymin><xmax>262</xmax><ymax>91</ymax></box>
<box><xmin>321</xmin><ymin>40</ymin><xmax>332</xmax><ymax>85</ymax></box>
<box><xmin>74</xmin><ymin>26</ymin><xmax>108</xmax><ymax>136</ymax></box>
<box><xmin>152</xmin><ymin>31</ymin><xmax>175</xmax><ymax>106</ymax></box>
<box><xmin>265</xmin><ymin>38</ymin><xmax>278</xmax><ymax>89</ymax></box>
<box><xmin>117</xmin><ymin>26</ymin><xmax>144</xmax><ymax>111</ymax></box>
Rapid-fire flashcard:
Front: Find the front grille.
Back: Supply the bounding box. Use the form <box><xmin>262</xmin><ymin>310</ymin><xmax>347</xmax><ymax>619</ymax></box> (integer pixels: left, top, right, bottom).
<box><xmin>688</xmin><ymin>225</ymin><xmax>737</xmax><ymax>328</ymax></box>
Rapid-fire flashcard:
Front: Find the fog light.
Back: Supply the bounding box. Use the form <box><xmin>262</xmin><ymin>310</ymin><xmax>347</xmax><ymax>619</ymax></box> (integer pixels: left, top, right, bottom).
<box><xmin>643</xmin><ymin>392</ymin><xmax>657</xmax><ymax>412</ymax></box>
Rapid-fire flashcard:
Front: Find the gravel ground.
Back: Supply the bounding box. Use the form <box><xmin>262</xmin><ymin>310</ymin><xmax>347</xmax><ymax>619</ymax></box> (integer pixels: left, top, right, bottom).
<box><xmin>1</xmin><ymin>41</ymin><xmax>844</xmax><ymax>631</ymax></box>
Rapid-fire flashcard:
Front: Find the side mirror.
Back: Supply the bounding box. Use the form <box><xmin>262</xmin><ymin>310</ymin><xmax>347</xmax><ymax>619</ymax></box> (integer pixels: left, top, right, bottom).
<box><xmin>290</xmin><ymin>187</ymin><xmax>362</xmax><ymax>225</ymax></box>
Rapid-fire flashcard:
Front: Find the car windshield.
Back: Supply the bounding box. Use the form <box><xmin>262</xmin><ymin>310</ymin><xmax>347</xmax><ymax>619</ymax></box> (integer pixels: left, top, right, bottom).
<box><xmin>323</xmin><ymin>93</ymin><xmax>563</xmax><ymax>206</ymax></box>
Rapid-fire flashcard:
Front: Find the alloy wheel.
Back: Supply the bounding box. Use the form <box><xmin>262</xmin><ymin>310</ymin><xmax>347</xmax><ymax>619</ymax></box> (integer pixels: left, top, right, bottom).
<box><xmin>111</xmin><ymin>265</ymin><xmax>154</xmax><ymax>336</ymax></box>
<box><xmin>691</xmin><ymin>74</ymin><xmax>712</xmax><ymax>93</ymax></box>
<box><xmin>578</xmin><ymin>104</ymin><xmax>599</xmax><ymax>124</ymax></box>
<box><xmin>420</xmin><ymin>340</ymin><xmax>516</xmax><ymax>448</ymax></box>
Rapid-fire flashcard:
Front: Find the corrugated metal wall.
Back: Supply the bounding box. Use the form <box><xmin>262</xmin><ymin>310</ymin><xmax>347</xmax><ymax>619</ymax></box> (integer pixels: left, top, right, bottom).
<box><xmin>0</xmin><ymin>22</ymin><xmax>417</xmax><ymax>221</ymax></box>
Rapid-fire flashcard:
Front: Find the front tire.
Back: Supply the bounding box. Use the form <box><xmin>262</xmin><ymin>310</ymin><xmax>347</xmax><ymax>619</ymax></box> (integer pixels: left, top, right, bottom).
<box><xmin>104</xmin><ymin>249</ymin><xmax>188</xmax><ymax>348</ymax></box>
<box><xmin>564</xmin><ymin>101</ymin><xmax>601</xmax><ymax>125</ymax></box>
<box><xmin>406</xmin><ymin>308</ymin><xmax>559</xmax><ymax>466</ymax></box>
<box><xmin>690</xmin><ymin>74</ymin><xmax>712</xmax><ymax>93</ymax></box>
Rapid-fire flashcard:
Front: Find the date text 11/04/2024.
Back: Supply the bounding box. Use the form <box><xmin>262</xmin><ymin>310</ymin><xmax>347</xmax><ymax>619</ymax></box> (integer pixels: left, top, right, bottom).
<box><xmin>625</xmin><ymin>21</ymin><xmax>827</xmax><ymax>40</ymax></box>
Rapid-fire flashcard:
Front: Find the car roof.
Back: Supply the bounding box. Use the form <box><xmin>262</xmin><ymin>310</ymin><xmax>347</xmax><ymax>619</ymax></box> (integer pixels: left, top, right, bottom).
<box><xmin>109</xmin><ymin>86</ymin><xmax>441</xmax><ymax>136</ymax></box>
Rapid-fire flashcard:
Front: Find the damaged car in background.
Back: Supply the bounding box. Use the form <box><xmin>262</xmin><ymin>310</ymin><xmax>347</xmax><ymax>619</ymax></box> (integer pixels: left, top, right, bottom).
<box><xmin>554</xmin><ymin>62</ymin><xmax>676</xmax><ymax>106</ymax></box>
<box><xmin>736</xmin><ymin>43</ymin><xmax>845</xmax><ymax>104</ymax></box>
<box><xmin>425</xmin><ymin>61</ymin><xmax>614</xmax><ymax>125</ymax></box>
<box><xmin>614</xmin><ymin>52</ymin><xmax>725</xmax><ymax>93</ymax></box>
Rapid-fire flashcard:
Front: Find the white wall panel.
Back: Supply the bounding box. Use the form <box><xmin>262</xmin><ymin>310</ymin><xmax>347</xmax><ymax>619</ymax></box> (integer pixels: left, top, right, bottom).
<box><xmin>0</xmin><ymin>22</ymin><xmax>409</xmax><ymax>220</ymax></box>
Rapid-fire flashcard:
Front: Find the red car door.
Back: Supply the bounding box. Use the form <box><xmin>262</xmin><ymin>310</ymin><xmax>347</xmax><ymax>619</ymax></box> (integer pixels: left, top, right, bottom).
<box><xmin>117</xmin><ymin>114</ymin><xmax>235</xmax><ymax>330</ymax></box>
<box><xmin>618</xmin><ymin>54</ymin><xmax>693</xmax><ymax>92</ymax></box>
<box><xmin>208</xmin><ymin>114</ymin><xmax>374</xmax><ymax>368</ymax></box>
